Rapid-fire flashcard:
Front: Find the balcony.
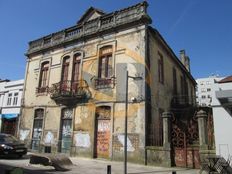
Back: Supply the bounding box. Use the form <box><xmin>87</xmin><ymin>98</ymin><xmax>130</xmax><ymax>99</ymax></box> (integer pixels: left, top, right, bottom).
<box><xmin>36</xmin><ymin>86</ymin><xmax>49</xmax><ymax>94</ymax></box>
<box><xmin>94</xmin><ymin>77</ymin><xmax>115</xmax><ymax>89</ymax></box>
<box><xmin>49</xmin><ymin>80</ymin><xmax>90</xmax><ymax>105</ymax></box>
<box><xmin>171</xmin><ymin>95</ymin><xmax>195</xmax><ymax>108</ymax></box>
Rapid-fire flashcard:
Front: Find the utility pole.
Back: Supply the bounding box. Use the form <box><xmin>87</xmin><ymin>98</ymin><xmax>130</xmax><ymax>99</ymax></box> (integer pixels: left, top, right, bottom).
<box><xmin>124</xmin><ymin>70</ymin><xmax>128</xmax><ymax>174</ymax></box>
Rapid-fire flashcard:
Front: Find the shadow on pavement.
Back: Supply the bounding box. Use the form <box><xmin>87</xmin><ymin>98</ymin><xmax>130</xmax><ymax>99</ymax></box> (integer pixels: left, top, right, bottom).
<box><xmin>128</xmin><ymin>168</ymin><xmax>193</xmax><ymax>174</ymax></box>
<box><xmin>0</xmin><ymin>162</ymin><xmax>56</xmax><ymax>174</ymax></box>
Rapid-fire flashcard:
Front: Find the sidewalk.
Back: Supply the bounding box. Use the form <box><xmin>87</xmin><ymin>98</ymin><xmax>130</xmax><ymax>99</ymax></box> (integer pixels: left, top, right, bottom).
<box><xmin>69</xmin><ymin>157</ymin><xmax>200</xmax><ymax>174</ymax></box>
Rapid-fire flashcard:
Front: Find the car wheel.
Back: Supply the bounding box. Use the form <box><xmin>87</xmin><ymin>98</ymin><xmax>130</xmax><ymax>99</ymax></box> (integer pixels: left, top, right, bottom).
<box><xmin>18</xmin><ymin>154</ymin><xmax>23</xmax><ymax>158</ymax></box>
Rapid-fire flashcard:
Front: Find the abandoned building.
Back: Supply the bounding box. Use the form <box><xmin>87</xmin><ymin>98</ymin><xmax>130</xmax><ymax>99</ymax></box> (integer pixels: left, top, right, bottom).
<box><xmin>19</xmin><ymin>2</ymin><xmax>214</xmax><ymax>168</ymax></box>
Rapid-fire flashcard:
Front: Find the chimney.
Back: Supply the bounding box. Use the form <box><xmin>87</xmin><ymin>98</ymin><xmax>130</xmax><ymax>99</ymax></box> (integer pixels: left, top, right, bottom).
<box><xmin>180</xmin><ymin>49</ymin><xmax>190</xmax><ymax>72</ymax></box>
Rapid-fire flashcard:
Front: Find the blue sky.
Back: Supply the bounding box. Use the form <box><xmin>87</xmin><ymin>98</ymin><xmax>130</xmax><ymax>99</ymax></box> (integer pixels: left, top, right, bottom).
<box><xmin>0</xmin><ymin>0</ymin><xmax>231</xmax><ymax>80</ymax></box>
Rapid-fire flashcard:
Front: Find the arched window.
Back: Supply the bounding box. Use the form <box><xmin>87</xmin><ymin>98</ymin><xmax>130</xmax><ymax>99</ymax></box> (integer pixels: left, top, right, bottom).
<box><xmin>38</xmin><ymin>61</ymin><xmax>49</xmax><ymax>93</ymax></box>
<box><xmin>32</xmin><ymin>108</ymin><xmax>44</xmax><ymax>150</ymax></box>
<box><xmin>98</xmin><ymin>46</ymin><xmax>112</xmax><ymax>78</ymax></box>
<box><xmin>72</xmin><ymin>53</ymin><xmax>81</xmax><ymax>82</ymax></box>
<box><xmin>72</xmin><ymin>53</ymin><xmax>82</xmax><ymax>92</ymax></box>
<box><xmin>60</xmin><ymin>56</ymin><xmax>70</xmax><ymax>91</ymax></box>
<box><xmin>61</xmin><ymin>56</ymin><xmax>70</xmax><ymax>82</ymax></box>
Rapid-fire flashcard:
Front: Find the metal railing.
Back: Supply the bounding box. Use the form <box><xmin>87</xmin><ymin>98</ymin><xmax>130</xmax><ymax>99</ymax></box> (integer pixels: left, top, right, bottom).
<box><xmin>36</xmin><ymin>86</ymin><xmax>49</xmax><ymax>94</ymax></box>
<box><xmin>171</xmin><ymin>95</ymin><xmax>196</xmax><ymax>107</ymax></box>
<box><xmin>94</xmin><ymin>78</ymin><xmax>115</xmax><ymax>89</ymax></box>
<box><xmin>147</xmin><ymin>123</ymin><xmax>163</xmax><ymax>147</ymax></box>
<box><xmin>24</xmin><ymin>139</ymin><xmax>73</xmax><ymax>154</ymax></box>
<box><xmin>50</xmin><ymin>80</ymin><xmax>88</xmax><ymax>98</ymax></box>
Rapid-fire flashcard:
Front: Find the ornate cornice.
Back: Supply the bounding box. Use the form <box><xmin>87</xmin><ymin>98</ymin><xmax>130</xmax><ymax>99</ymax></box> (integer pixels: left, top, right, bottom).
<box><xmin>26</xmin><ymin>1</ymin><xmax>151</xmax><ymax>57</ymax></box>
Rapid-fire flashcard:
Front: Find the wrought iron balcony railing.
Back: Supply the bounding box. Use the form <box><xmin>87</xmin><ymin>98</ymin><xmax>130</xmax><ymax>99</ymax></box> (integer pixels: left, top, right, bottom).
<box><xmin>36</xmin><ymin>86</ymin><xmax>49</xmax><ymax>94</ymax></box>
<box><xmin>171</xmin><ymin>95</ymin><xmax>196</xmax><ymax>108</ymax></box>
<box><xmin>94</xmin><ymin>77</ymin><xmax>115</xmax><ymax>89</ymax></box>
<box><xmin>49</xmin><ymin>80</ymin><xmax>90</xmax><ymax>105</ymax></box>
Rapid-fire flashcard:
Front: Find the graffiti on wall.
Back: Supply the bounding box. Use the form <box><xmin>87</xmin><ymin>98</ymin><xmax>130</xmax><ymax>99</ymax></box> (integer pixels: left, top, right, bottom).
<box><xmin>117</xmin><ymin>134</ymin><xmax>135</xmax><ymax>152</ymax></box>
<box><xmin>74</xmin><ymin>132</ymin><xmax>91</xmax><ymax>148</ymax></box>
<box><xmin>19</xmin><ymin>129</ymin><xmax>30</xmax><ymax>141</ymax></box>
<box><xmin>97</xmin><ymin>120</ymin><xmax>110</xmax><ymax>157</ymax></box>
<box><xmin>113</xmin><ymin>133</ymin><xmax>139</xmax><ymax>152</ymax></box>
<box><xmin>44</xmin><ymin>131</ymin><xmax>55</xmax><ymax>144</ymax></box>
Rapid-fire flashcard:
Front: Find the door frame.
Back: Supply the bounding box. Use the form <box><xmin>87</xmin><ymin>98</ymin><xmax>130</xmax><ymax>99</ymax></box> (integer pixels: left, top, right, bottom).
<box><xmin>94</xmin><ymin>105</ymin><xmax>113</xmax><ymax>159</ymax></box>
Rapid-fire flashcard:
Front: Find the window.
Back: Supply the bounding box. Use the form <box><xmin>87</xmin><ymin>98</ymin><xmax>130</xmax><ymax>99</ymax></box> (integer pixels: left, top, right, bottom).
<box><xmin>158</xmin><ymin>53</ymin><xmax>164</xmax><ymax>84</ymax></box>
<box><xmin>72</xmin><ymin>53</ymin><xmax>81</xmax><ymax>82</ymax></box>
<box><xmin>61</xmin><ymin>56</ymin><xmax>70</xmax><ymax>82</ymax></box>
<box><xmin>98</xmin><ymin>46</ymin><xmax>112</xmax><ymax>78</ymax></box>
<box><xmin>38</xmin><ymin>61</ymin><xmax>49</xmax><ymax>93</ymax></box>
<box><xmin>180</xmin><ymin>76</ymin><xmax>184</xmax><ymax>95</ymax></box>
<box><xmin>202</xmin><ymin>95</ymin><xmax>206</xmax><ymax>99</ymax></box>
<box><xmin>61</xmin><ymin>56</ymin><xmax>70</xmax><ymax>91</ymax></box>
<box><xmin>13</xmin><ymin>92</ymin><xmax>18</xmax><ymax>105</ymax></box>
<box><xmin>7</xmin><ymin>93</ymin><xmax>12</xmax><ymax>106</ymax></box>
<box><xmin>72</xmin><ymin>53</ymin><xmax>81</xmax><ymax>92</ymax></box>
<box><xmin>95</xmin><ymin>46</ymin><xmax>114</xmax><ymax>88</ymax></box>
<box><xmin>207</xmin><ymin>88</ymin><xmax>211</xmax><ymax>92</ymax></box>
<box><xmin>201</xmin><ymin>88</ymin><xmax>206</xmax><ymax>92</ymax></box>
<box><xmin>173</xmin><ymin>68</ymin><xmax>177</xmax><ymax>95</ymax></box>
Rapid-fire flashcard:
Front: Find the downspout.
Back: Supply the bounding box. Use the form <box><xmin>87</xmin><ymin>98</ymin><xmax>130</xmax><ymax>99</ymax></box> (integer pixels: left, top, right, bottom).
<box><xmin>144</xmin><ymin>25</ymin><xmax>151</xmax><ymax>165</ymax></box>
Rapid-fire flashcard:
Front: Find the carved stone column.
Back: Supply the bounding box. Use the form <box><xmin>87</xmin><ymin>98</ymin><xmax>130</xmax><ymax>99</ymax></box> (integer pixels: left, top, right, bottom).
<box><xmin>197</xmin><ymin>109</ymin><xmax>211</xmax><ymax>167</ymax></box>
<box><xmin>162</xmin><ymin>112</ymin><xmax>172</xmax><ymax>149</ymax></box>
<box><xmin>196</xmin><ymin>110</ymin><xmax>208</xmax><ymax>150</ymax></box>
<box><xmin>161</xmin><ymin>111</ymin><xmax>172</xmax><ymax>167</ymax></box>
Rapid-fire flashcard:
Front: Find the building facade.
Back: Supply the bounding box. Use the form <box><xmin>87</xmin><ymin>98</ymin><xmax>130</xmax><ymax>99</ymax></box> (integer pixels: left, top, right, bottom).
<box><xmin>211</xmin><ymin>75</ymin><xmax>232</xmax><ymax>160</ymax></box>
<box><xmin>0</xmin><ymin>79</ymin><xmax>24</xmax><ymax>135</ymax></box>
<box><xmin>19</xmin><ymin>2</ymin><xmax>199</xmax><ymax>167</ymax></box>
<box><xmin>196</xmin><ymin>76</ymin><xmax>224</xmax><ymax>106</ymax></box>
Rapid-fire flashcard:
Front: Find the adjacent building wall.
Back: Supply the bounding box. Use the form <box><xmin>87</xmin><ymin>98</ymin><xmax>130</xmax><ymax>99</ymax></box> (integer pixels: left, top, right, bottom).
<box><xmin>211</xmin><ymin>80</ymin><xmax>232</xmax><ymax>159</ymax></box>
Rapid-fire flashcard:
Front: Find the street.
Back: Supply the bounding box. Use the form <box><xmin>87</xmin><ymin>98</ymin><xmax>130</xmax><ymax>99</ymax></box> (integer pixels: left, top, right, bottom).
<box><xmin>0</xmin><ymin>153</ymin><xmax>200</xmax><ymax>174</ymax></box>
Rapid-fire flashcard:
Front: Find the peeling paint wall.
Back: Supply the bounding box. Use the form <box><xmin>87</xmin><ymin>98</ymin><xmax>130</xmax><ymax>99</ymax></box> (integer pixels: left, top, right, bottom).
<box><xmin>21</xmin><ymin>24</ymin><xmax>147</xmax><ymax>163</ymax></box>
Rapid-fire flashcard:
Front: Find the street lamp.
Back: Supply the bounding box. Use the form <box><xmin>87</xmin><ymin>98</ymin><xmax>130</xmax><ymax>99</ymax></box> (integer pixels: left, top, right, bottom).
<box><xmin>124</xmin><ymin>70</ymin><xmax>142</xmax><ymax>174</ymax></box>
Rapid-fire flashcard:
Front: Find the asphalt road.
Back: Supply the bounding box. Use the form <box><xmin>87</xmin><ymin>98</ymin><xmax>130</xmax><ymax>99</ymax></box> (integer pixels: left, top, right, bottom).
<box><xmin>0</xmin><ymin>154</ymin><xmax>200</xmax><ymax>174</ymax></box>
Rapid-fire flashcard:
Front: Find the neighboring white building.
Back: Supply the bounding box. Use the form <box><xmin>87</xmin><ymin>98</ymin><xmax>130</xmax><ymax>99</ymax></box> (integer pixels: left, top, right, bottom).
<box><xmin>196</xmin><ymin>76</ymin><xmax>224</xmax><ymax>106</ymax></box>
<box><xmin>211</xmin><ymin>75</ymin><xmax>232</xmax><ymax>160</ymax></box>
<box><xmin>0</xmin><ymin>79</ymin><xmax>24</xmax><ymax>135</ymax></box>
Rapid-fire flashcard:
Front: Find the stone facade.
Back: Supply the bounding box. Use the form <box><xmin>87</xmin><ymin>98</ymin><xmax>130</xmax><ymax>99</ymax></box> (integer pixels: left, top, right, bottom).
<box><xmin>19</xmin><ymin>2</ymin><xmax>196</xmax><ymax>166</ymax></box>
